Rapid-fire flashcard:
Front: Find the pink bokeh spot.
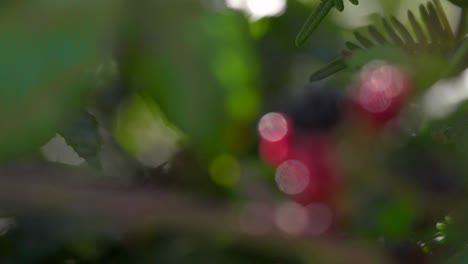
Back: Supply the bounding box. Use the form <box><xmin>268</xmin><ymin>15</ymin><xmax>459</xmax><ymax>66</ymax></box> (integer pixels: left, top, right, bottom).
<box><xmin>358</xmin><ymin>88</ymin><xmax>392</xmax><ymax>113</ymax></box>
<box><xmin>358</xmin><ymin>64</ymin><xmax>404</xmax><ymax>113</ymax></box>
<box><xmin>258</xmin><ymin>112</ymin><xmax>290</xmax><ymax>142</ymax></box>
<box><xmin>275</xmin><ymin>160</ymin><xmax>310</xmax><ymax>195</ymax></box>
<box><xmin>306</xmin><ymin>202</ymin><xmax>333</xmax><ymax>235</ymax></box>
<box><xmin>275</xmin><ymin>202</ymin><xmax>309</xmax><ymax>235</ymax></box>
<box><xmin>352</xmin><ymin>62</ymin><xmax>412</xmax><ymax>124</ymax></box>
<box><xmin>286</xmin><ymin>134</ymin><xmax>336</xmax><ymax>205</ymax></box>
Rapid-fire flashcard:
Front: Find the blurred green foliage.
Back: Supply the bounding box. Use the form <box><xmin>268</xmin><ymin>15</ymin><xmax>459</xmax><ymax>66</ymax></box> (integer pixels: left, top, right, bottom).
<box><xmin>120</xmin><ymin>1</ymin><xmax>258</xmax><ymax>157</ymax></box>
<box><xmin>0</xmin><ymin>0</ymin><xmax>119</xmax><ymax>158</ymax></box>
<box><xmin>0</xmin><ymin>0</ymin><xmax>466</xmax><ymax>263</ymax></box>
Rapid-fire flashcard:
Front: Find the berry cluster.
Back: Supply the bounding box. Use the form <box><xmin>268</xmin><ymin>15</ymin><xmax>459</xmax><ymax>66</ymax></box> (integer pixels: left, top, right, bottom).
<box><xmin>258</xmin><ymin>62</ymin><xmax>412</xmax><ymax>206</ymax></box>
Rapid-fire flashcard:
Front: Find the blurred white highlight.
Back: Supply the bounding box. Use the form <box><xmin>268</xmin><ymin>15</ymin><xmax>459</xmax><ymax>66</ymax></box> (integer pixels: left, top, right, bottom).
<box><xmin>423</xmin><ymin>68</ymin><xmax>468</xmax><ymax>119</ymax></box>
<box><xmin>225</xmin><ymin>0</ymin><xmax>245</xmax><ymax>9</ymax></box>
<box><xmin>225</xmin><ymin>0</ymin><xmax>286</xmax><ymax>20</ymax></box>
<box><xmin>41</xmin><ymin>134</ymin><xmax>86</xmax><ymax>166</ymax></box>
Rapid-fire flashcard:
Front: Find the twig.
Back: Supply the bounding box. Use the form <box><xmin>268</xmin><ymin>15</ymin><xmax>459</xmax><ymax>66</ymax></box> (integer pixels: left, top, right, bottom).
<box><xmin>0</xmin><ymin>166</ymin><xmax>390</xmax><ymax>263</ymax></box>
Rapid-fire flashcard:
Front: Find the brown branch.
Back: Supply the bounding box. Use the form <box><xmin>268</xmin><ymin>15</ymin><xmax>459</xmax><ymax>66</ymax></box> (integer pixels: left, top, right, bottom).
<box><xmin>0</xmin><ymin>164</ymin><xmax>391</xmax><ymax>263</ymax></box>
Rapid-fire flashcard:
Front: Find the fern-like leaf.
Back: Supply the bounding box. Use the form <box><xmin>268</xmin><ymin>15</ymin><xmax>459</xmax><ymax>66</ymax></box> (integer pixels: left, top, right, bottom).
<box><xmin>420</xmin><ymin>4</ymin><xmax>442</xmax><ymax>45</ymax></box>
<box><xmin>295</xmin><ymin>0</ymin><xmax>360</xmax><ymax>47</ymax></box>
<box><xmin>334</xmin><ymin>0</ymin><xmax>344</xmax><ymax>12</ymax></box>
<box><xmin>408</xmin><ymin>11</ymin><xmax>427</xmax><ymax>45</ymax></box>
<box><xmin>368</xmin><ymin>26</ymin><xmax>388</xmax><ymax>45</ymax></box>
<box><xmin>432</xmin><ymin>0</ymin><xmax>454</xmax><ymax>45</ymax></box>
<box><xmin>309</xmin><ymin>58</ymin><xmax>347</xmax><ymax>82</ymax></box>
<box><xmin>295</xmin><ymin>0</ymin><xmax>334</xmax><ymax>47</ymax></box>
<box><xmin>382</xmin><ymin>18</ymin><xmax>404</xmax><ymax>46</ymax></box>
<box><xmin>345</xmin><ymin>41</ymin><xmax>361</xmax><ymax>51</ymax></box>
<box><xmin>353</xmin><ymin>32</ymin><xmax>374</xmax><ymax>48</ymax></box>
<box><xmin>307</xmin><ymin>0</ymin><xmax>456</xmax><ymax>81</ymax></box>
<box><xmin>391</xmin><ymin>16</ymin><xmax>414</xmax><ymax>46</ymax></box>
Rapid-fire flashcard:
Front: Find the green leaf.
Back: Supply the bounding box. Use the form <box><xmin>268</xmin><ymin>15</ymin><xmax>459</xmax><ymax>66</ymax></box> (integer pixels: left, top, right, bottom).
<box><xmin>368</xmin><ymin>25</ymin><xmax>388</xmax><ymax>45</ymax></box>
<box><xmin>420</xmin><ymin>4</ymin><xmax>443</xmax><ymax>45</ymax></box>
<box><xmin>60</xmin><ymin>112</ymin><xmax>101</xmax><ymax>168</ymax></box>
<box><xmin>334</xmin><ymin>0</ymin><xmax>344</xmax><ymax>12</ymax></box>
<box><xmin>309</xmin><ymin>58</ymin><xmax>347</xmax><ymax>81</ymax></box>
<box><xmin>295</xmin><ymin>0</ymin><xmax>334</xmax><ymax>47</ymax></box>
<box><xmin>345</xmin><ymin>41</ymin><xmax>362</xmax><ymax>50</ymax></box>
<box><xmin>428</xmin><ymin>2</ymin><xmax>447</xmax><ymax>44</ymax></box>
<box><xmin>124</xmin><ymin>2</ymin><xmax>257</xmax><ymax>155</ymax></box>
<box><xmin>0</xmin><ymin>0</ymin><xmax>119</xmax><ymax>159</ymax></box>
<box><xmin>390</xmin><ymin>16</ymin><xmax>415</xmax><ymax>45</ymax></box>
<box><xmin>408</xmin><ymin>10</ymin><xmax>428</xmax><ymax>45</ymax></box>
<box><xmin>310</xmin><ymin>1</ymin><xmax>455</xmax><ymax>81</ymax></box>
<box><xmin>436</xmin><ymin>222</ymin><xmax>446</xmax><ymax>231</ymax></box>
<box><xmin>112</xmin><ymin>95</ymin><xmax>183</xmax><ymax>166</ymax></box>
<box><xmin>382</xmin><ymin>18</ymin><xmax>404</xmax><ymax>46</ymax></box>
<box><xmin>433</xmin><ymin>0</ymin><xmax>455</xmax><ymax>45</ymax></box>
<box><xmin>354</xmin><ymin>31</ymin><xmax>374</xmax><ymax>48</ymax></box>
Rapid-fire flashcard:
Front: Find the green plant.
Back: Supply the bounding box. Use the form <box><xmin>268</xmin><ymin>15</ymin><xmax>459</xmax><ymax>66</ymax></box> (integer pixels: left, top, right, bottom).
<box><xmin>297</xmin><ymin>0</ymin><xmax>467</xmax><ymax>83</ymax></box>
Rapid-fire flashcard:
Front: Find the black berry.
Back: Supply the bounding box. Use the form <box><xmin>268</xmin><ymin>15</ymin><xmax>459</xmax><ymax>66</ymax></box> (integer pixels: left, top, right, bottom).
<box><xmin>287</xmin><ymin>85</ymin><xmax>345</xmax><ymax>132</ymax></box>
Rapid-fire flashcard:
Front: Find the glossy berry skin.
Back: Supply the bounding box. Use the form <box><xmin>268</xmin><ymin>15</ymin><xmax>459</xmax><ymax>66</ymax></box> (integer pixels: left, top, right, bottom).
<box><xmin>258</xmin><ymin>112</ymin><xmax>293</xmax><ymax>166</ymax></box>
<box><xmin>290</xmin><ymin>134</ymin><xmax>336</xmax><ymax>205</ymax></box>
<box><xmin>275</xmin><ymin>133</ymin><xmax>337</xmax><ymax>205</ymax></box>
<box><xmin>288</xmin><ymin>85</ymin><xmax>345</xmax><ymax>132</ymax></box>
<box><xmin>350</xmin><ymin>63</ymin><xmax>412</xmax><ymax>126</ymax></box>
<box><xmin>258</xmin><ymin>109</ymin><xmax>339</xmax><ymax>205</ymax></box>
<box><xmin>259</xmin><ymin>137</ymin><xmax>291</xmax><ymax>166</ymax></box>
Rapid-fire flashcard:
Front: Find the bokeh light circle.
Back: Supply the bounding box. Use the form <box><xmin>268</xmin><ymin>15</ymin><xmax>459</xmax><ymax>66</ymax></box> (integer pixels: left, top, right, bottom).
<box><xmin>306</xmin><ymin>202</ymin><xmax>333</xmax><ymax>235</ymax></box>
<box><xmin>355</xmin><ymin>62</ymin><xmax>408</xmax><ymax>114</ymax></box>
<box><xmin>258</xmin><ymin>112</ymin><xmax>289</xmax><ymax>142</ymax></box>
<box><xmin>357</xmin><ymin>89</ymin><xmax>392</xmax><ymax>113</ymax></box>
<box><xmin>275</xmin><ymin>160</ymin><xmax>310</xmax><ymax>195</ymax></box>
<box><xmin>275</xmin><ymin>202</ymin><xmax>309</xmax><ymax>235</ymax></box>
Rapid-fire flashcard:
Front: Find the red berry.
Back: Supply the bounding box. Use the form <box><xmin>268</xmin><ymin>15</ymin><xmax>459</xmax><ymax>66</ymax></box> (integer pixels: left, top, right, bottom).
<box><xmin>259</xmin><ymin>137</ymin><xmax>291</xmax><ymax>166</ymax></box>
<box><xmin>258</xmin><ymin>112</ymin><xmax>293</xmax><ymax>166</ymax></box>
<box><xmin>275</xmin><ymin>133</ymin><xmax>337</xmax><ymax>205</ymax></box>
<box><xmin>350</xmin><ymin>62</ymin><xmax>412</xmax><ymax>126</ymax></box>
